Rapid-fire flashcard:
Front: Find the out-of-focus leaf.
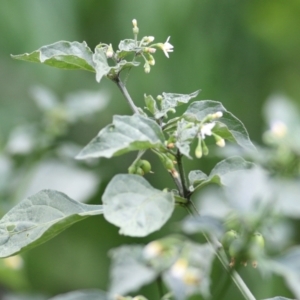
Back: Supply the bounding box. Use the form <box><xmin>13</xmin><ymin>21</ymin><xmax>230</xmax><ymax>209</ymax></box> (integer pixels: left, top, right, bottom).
<box><xmin>155</xmin><ymin>90</ymin><xmax>200</xmax><ymax>119</ymax></box>
<box><xmin>109</xmin><ymin>245</ymin><xmax>156</xmax><ymax>296</ymax></box>
<box><xmin>49</xmin><ymin>290</ymin><xmax>108</xmax><ymax>300</ymax></box>
<box><xmin>181</xmin><ymin>215</ymin><xmax>224</xmax><ymax>238</ymax></box>
<box><xmin>263</xmin><ymin>297</ymin><xmax>294</xmax><ymax>300</ymax></box>
<box><xmin>191</xmin><ymin>156</ymin><xmax>254</xmax><ymax>191</ymax></box>
<box><xmin>163</xmin><ymin>242</ymin><xmax>214</xmax><ymax>300</ymax></box>
<box><xmin>76</xmin><ymin>115</ymin><xmax>165</xmax><ymax>159</ymax></box>
<box><xmin>184</xmin><ymin>100</ymin><xmax>256</xmax><ymax>151</ymax></box>
<box><xmin>11</xmin><ymin>41</ymin><xmax>95</xmax><ymax>72</ymax></box>
<box><xmin>0</xmin><ymin>190</ymin><xmax>103</xmax><ymax>257</ymax></box>
<box><xmin>102</xmin><ymin>174</ymin><xmax>174</xmax><ymax>237</ymax></box>
<box><xmin>143</xmin><ymin>235</ymin><xmax>185</xmax><ymax>273</ymax></box>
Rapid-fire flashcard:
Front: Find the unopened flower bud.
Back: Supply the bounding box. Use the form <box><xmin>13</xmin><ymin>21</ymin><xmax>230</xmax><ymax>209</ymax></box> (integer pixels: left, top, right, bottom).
<box><xmin>144</xmin><ymin>62</ymin><xmax>150</xmax><ymax>73</ymax></box>
<box><xmin>212</xmin><ymin>111</ymin><xmax>223</xmax><ymax>119</ymax></box>
<box><xmin>202</xmin><ymin>140</ymin><xmax>209</xmax><ymax>156</ymax></box>
<box><xmin>132</xmin><ymin>19</ymin><xmax>137</xmax><ymax>27</ymax></box>
<box><xmin>144</xmin><ymin>36</ymin><xmax>155</xmax><ymax>43</ymax></box>
<box><xmin>132</xmin><ymin>19</ymin><xmax>139</xmax><ymax>35</ymax></box>
<box><xmin>157</xmin><ymin>95</ymin><xmax>163</xmax><ymax>101</ymax></box>
<box><xmin>213</xmin><ymin>134</ymin><xmax>225</xmax><ymax>147</ymax></box>
<box><xmin>195</xmin><ymin>138</ymin><xmax>202</xmax><ymax>158</ymax></box>
<box><xmin>106</xmin><ymin>43</ymin><xmax>114</xmax><ymax>58</ymax></box>
<box><xmin>144</xmin><ymin>47</ymin><xmax>156</xmax><ymax>54</ymax></box>
<box><xmin>148</xmin><ymin>55</ymin><xmax>155</xmax><ymax>66</ymax></box>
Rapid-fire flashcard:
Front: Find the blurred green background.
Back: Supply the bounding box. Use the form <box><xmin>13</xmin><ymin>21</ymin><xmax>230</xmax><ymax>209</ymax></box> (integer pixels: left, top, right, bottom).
<box><xmin>1</xmin><ymin>0</ymin><xmax>300</xmax><ymax>299</ymax></box>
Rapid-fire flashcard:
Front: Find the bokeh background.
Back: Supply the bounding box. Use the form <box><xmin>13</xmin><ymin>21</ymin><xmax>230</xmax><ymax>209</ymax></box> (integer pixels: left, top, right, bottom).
<box><xmin>1</xmin><ymin>0</ymin><xmax>300</xmax><ymax>299</ymax></box>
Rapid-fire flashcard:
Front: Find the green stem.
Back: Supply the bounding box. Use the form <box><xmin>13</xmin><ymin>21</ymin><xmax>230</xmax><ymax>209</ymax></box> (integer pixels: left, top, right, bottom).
<box><xmin>203</xmin><ymin>233</ymin><xmax>256</xmax><ymax>300</ymax></box>
<box><xmin>114</xmin><ymin>77</ymin><xmax>140</xmax><ymax>114</ymax></box>
<box><xmin>176</xmin><ymin>150</ymin><xmax>189</xmax><ymax>198</ymax></box>
<box><xmin>156</xmin><ymin>275</ymin><xmax>164</xmax><ymax>299</ymax></box>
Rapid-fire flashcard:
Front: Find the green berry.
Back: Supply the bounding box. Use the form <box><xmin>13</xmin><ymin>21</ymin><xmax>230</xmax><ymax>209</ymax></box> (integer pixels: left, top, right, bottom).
<box><xmin>140</xmin><ymin>160</ymin><xmax>151</xmax><ymax>174</ymax></box>
<box><xmin>128</xmin><ymin>165</ymin><xmax>137</xmax><ymax>174</ymax></box>
<box><xmin>250</xmin><ymin>232</ymin><xmax>265</xmax><ymax>257</ymax></box>
<box><xmin>136</xmin><ymin>167</ymin><xmax>144</xmax><ymax>176</ymax></box>
<box><xmin>222</xmin><ymin>230</ymin><xmax>238</xmax><ymax>250</ymax></box>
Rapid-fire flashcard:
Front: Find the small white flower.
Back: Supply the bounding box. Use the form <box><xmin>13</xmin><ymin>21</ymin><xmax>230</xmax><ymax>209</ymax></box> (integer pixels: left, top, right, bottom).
<box><xmin>270</xmin><ymin>120</ymin><xmax>287</xmax><ymax>138</ymax></box>
<box><xmin>143</xmin><ymin>241</ymin><xmax>163</xmax><ymax>259</ymax></box>
<box><xmin>200</xmin><ymin>122</ymin><xmax>215</xmax><ymax>139</ymax></box>
<box><xmin>159</xmin><ymin>36</ymin><xmax>174</xmax><ymax>58</ymax></box>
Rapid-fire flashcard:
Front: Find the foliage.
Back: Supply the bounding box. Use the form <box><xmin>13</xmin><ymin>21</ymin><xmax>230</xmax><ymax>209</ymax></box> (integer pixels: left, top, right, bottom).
<box><xmin>1</xmin><ymin>19</ymin><xmax>300</xmax><ymax>300</ymax></box>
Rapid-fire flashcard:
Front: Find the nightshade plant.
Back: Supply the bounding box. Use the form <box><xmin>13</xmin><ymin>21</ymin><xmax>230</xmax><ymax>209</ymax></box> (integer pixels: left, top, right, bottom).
<box><xmin>2</xmin><ymin>19</ymin><xmax>298</xmax><ymax>300</ymax></box>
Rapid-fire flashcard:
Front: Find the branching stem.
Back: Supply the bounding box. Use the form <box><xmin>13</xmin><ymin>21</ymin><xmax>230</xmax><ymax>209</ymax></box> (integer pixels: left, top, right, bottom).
<box><xmin>114</xmin><ymin>71</ymin><xmax>256</xmax><ymax>300</ymax></box>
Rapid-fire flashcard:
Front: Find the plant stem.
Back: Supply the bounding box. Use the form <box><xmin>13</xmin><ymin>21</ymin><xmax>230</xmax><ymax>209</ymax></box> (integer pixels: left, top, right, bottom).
<box><xmin>203</xmin><ymin>233</ymin><xmax>256</xmax><ymax>300</ymax></box>
<box><xmin>156</xmin><ymin>275</ymin><xmax>164</xmax><ymax>299</ymax></box>
<box><xmin>114</xmin><ymin>76</ymin><xmax>140</xmax><ymax>114</ymax></box>
<box><xmin>176</xmin><ymin>150</ymin><xmax>189</xmax><ymax>198</ymax></box>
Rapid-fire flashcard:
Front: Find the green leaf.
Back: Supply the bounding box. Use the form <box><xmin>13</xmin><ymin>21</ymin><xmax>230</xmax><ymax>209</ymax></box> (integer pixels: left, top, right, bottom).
<box><xmin>93</xmin><ymin>47</ymin><xmax>110</xmax><ymax>82</ymax></box>
<box><xmin>11</xmin><ymin>41</ymin><xmax>95</xmax><ymax>72</ymax></box>
<box><xmin>117</xmin><ymin>39</ymin><xmax>142</xmax><ymax>59</ymax></box>
<box><xmin>109</xmin><ymin>245</ymin><xmax>156</xmax><ymax>296</ymax></box>
<box><xmin>102</xmin><ymin>174</ymin><xmax>174</xmax><ymax>237</ymax></box>
<box><xmin>144</xmin><ymin>94</ymin><xmax>159</xmax><ymax>115</ymax></box>
<box><xmin>76</xmin><ymin>115</ymin><xmax>166</xmax><ymax>160</ymax></box>
<box><xmin>155</xmin><ymin>90</ymin><xmax>200</xmax><ymax>119</ymax></box>
<box><xmin>107</xmin><ymin>60</ymin><xmax>140</xmax><ymax>79</ymax></box>
<box><xmin>175</xmin><ymin>119</ymin><xmax>198</xmax><ymax>158</ymax></box>
<box><xmin>49</xmin><ymin>290</ymin><xmax>108</xmax><ymax>300</ymax></box>
<box><xmin>191</xmin><ymin>157</ymin><xmax>254</xmax><ymax>191</ymax></box>
<box><xmin>184</xmin><ymin>100</ymin><xmax>256</xmax><ymax>151</ymax></box>
<box><xmin>188</xmin><ymin>170</ymin><xmax>208</xmax><ymax>186</ymax></box>
<box><xmin>0</xmin><ymin>190</ymin><xmax>103</xmax><ymax>258</ymax></box>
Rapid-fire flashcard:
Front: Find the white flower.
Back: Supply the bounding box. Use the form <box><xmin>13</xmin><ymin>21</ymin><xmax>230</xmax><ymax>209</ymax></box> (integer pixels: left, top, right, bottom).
<box><xmin>270</xmin><ymin>120</ymin><xmax>287</xmax><ymax>138</ymax></box>
<box><xmin>159</xmin><ymin>36</ymin><xmax>174</xmax><ymax>58</ymax></box>
<box><xmin>200</xmin><ymin>122</ymin><xmax>215</xmax><ymax>139</ymax></box>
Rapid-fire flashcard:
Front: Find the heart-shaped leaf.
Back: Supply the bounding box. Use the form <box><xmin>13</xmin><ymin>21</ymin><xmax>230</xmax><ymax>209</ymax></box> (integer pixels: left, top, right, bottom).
<box><xmin>102</xmin><ymin>174</ymin><xmax>174</xmax><ymax>237</ymax></box>
<box><xmin>76</xmin><ymin>114</ymin><xmax>166</xmax><ymax>159</ymax></box>
<box><xmin>11</xmin><ymin>41</ymin><xmax>95</xmax><ymax>72</ymax></box>
<box><xmin>0</xmin><ymin>190</ymin><xmax>103</xmax><ymax>257</ymax></box>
